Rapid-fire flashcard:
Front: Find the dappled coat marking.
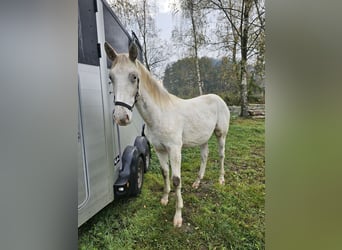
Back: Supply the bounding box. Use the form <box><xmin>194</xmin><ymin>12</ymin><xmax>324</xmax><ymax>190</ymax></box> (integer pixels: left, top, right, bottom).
<box><xmin>105</xmin><ymin>41</ymin><xmax>230</xmax><ymax>228</ymax></box>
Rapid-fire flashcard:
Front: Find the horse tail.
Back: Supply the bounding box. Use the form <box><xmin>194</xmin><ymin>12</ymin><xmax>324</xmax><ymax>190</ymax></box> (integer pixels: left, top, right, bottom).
<box><xmin>214</xmin><ymin>95</ymin><xmax>230</xmax><ymax>137</ymax></box>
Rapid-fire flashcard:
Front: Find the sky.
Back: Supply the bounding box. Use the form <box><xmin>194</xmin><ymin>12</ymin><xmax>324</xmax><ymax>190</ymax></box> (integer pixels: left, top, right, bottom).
<box><xmin>147</xmin><ymin>0</ymin><xmax>221</xmax><ymax>77</ymax></box>
<box><xmin>157</xmin><ymin>0</ymin><xmax>174</xmax><ymax>13</ymax></box>
<box><xmin>154</xmin><ymin>0</ymin><xmax>219</xmax><ymax>58</ymax></box>
<box><xmin>155</xmin><ymin>0</ymin><xmax>176</xmax><ymax>41</ymax></box>
<box><xmin>153</xmin><ymin>0</ymin><xmax>180</xmax><ymax>76</ymax></box>
<box><xmin>155</xmin><ymin>11</ymin><xmax>173</xmax><ymax>41</ymax></box>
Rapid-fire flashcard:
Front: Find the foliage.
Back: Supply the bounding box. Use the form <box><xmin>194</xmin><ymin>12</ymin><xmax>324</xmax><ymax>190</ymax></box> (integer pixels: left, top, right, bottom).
<box><xmin>79</xmin><ymin>118</ymin><xmax>265</xmax><ymax>249</ymax></box>
<box><xmin>163</xmin><ymin>56</ymin><xmax>264</xmax><ymax>105</ymax></box>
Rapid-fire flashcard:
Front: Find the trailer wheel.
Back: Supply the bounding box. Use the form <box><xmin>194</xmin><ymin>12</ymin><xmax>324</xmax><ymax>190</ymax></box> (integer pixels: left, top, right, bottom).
<box><xmin>134</xmin><ymin>136</ymin><xmax>151</xmax><ymax>173</ymax></box>
<box><xmin>131</xmin><ymin>156</ymin><xmax>144</xmax><ymax>197</ymax></box>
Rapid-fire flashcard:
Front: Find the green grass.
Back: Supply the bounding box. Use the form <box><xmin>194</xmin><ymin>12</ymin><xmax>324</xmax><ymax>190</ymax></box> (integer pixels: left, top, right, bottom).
<box><xmin>78</xmin><ymin>118</ymin><xmax>265</xmax><ymax>250</ymax></box>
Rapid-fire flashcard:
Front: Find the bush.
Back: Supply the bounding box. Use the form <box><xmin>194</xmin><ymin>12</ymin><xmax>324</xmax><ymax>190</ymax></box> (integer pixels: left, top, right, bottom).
<box><xmin>218</xmin><ymin>93</ymin><xmax>241</xmax><ymax>106</ymax></box>
<box><xmin>248</xmin><ymin>95</ymin><xmax>265</xmax><ymax>104</ymax></box>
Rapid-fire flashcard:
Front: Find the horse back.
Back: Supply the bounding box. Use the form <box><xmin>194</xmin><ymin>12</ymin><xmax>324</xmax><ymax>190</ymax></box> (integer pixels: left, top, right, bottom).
<box><xmin>180</xmin><ymin>94</ymin><xmax>230</xmax><ymax>147</ymax></box>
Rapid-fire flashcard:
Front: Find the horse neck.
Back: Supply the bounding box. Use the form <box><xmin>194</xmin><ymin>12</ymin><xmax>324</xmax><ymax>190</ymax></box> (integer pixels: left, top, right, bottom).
<box><xmin>135</xmin><ymin>63</ymin><xmax>172</xmax><ymax>127</ymax></box>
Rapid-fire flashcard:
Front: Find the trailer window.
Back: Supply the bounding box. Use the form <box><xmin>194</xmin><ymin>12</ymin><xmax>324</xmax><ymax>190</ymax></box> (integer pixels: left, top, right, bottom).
<box><xmin>78</xmin><ymin>0</ymin><xmax>99</xmax><ymax>66</ymax></box>
<box><xmin>103</xmin><ymin>2</ymin><xmax>131</xmax><ymax>68</ymax></box>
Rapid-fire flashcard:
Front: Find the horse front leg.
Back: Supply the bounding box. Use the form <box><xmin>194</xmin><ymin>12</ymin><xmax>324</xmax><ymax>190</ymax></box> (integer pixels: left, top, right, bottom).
<box><xmin>169</xmin><ymin>147</ymin><xmax>183</xmax><ymax>227</ymax></box>
<box><xmin>155</xmin><ymin>150</ymin><xmax>170</xmax><ymax>206</ymax></box>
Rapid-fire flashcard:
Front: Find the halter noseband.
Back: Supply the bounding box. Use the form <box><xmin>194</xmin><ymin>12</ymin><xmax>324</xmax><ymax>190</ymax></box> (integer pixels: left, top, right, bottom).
<box><xmin>114</xmin><ymin>78</ymin><xmax>140</xmax><ymax>112</ymax></box>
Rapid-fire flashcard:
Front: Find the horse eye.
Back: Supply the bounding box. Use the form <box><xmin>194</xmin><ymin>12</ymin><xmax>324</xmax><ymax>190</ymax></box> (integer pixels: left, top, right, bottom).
<box><xmin>130</xmin><ymin>73</ymin><xmax>137</xmax><ymax>82</ymax></box>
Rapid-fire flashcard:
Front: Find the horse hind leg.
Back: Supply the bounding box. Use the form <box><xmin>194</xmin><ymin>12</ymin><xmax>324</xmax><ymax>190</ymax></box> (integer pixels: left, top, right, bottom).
<box><xmin>215</xmin><ymin>131</ymin><xmax>227</xmax><ymax>185</ymax></box>
<box><xmin>192</xmin><ymin>142</ymin><xmax>209</xmax><ymax>189</ymax></box>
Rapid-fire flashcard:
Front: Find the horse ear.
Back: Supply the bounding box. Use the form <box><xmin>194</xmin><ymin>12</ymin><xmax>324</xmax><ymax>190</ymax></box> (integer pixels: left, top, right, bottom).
<box><xmin>104</xmin><ymin>42</ymin><xmax>117</xmax><ymax>61</ymax></box>
<box><xmin>129</xmin><ymin>42</ymin><xmax>138</xmax><ymax>62</ymax></box>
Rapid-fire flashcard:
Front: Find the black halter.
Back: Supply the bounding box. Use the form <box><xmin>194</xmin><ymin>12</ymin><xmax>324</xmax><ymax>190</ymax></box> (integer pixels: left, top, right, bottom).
<box><xmin>114</xmin><ymin>79</ymin><xmax>140</xmax><ymax>112</ymax></box>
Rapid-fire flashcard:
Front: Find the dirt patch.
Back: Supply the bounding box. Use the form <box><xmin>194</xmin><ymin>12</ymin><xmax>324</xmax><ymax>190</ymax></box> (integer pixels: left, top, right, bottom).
<box><xmin>188</xmin><ymin>180</ymin><xmax>220</xmax><ymax>201</ymax></box>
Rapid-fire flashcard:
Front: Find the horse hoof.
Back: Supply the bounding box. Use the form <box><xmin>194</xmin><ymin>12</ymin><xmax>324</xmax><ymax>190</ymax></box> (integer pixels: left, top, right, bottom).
<box><xmin>219</xmin><ymin>177</ymin><xmax>225</xmax><ymax>185</ymax></box>
<box><xmin>192</xmin><ymin>181</ymin><xmax>200</xmax><ymax>189</ymax></box>
<box><xmin>173</xmin><ymin>216</ymin><xmax>183</xmax><ymax>228</ymax></box>
<box><xmin>160</xmin><ymin>197</ymin><xmax>168</xmax><ymax>206</ymax></box>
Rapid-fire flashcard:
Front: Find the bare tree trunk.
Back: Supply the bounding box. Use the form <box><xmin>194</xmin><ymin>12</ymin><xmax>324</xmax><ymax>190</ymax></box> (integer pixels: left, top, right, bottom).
<box><xmin>142</xmin><ymin>0</ymin><xmax>151</xmax><ymax>71</ymax></box>
<box><xmin>194</xmin><ymin>56</ymin><xmax>203</xmax><ymax>95</ymax></box>
<box><xmin>189</xmin><ymin>0</ymin><xmax>203</xmax><ymax>95</ymax></box>
<box><xmin>229</xmin><ymin>0</ymin><xmax>237</xmax><ymax>65</ymax></box>
<box><xmin>229</xmin><ymin>0</ymin><xmax>239</xmax><ymax>87</ymax></box>
<box><xmin>240</xmin><ymin>61</ymin><xmax>249</xmax><ymax>117</ymax></box>
<box><xmin>240</xmin><ymin>0</ymin><xmax>251</xmax><ymax>117</ymax></box>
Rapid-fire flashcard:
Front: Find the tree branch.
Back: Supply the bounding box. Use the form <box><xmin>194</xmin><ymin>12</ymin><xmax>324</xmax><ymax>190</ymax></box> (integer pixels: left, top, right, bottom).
<box><xmin>209</xmin><ymin>0</ymin><xmax>241</xmax><ymax>37</ymax></box>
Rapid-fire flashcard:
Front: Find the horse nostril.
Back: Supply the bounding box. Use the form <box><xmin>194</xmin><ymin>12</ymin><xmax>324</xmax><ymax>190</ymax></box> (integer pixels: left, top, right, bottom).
<box><xmin>125</xmin><ymin>114</ymin><xmax>129</xmax><ymax>122</ymax></box>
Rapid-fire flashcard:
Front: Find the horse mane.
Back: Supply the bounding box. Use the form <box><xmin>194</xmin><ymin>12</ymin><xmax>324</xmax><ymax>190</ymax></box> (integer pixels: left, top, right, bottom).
<box><xmin>136</xmin><ymin>60</ymin><xmax>175</xmax><ymax>107</ymax></box>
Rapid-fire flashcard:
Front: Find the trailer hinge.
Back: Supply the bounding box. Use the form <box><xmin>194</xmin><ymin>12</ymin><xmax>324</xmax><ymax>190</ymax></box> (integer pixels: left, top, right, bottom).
<box><xmin>114</xmin><ymin>155</ymin><xmax>120</xmax><ymax>166</ymax></box>
<box><xmin>97</xmin><ymin>43</ymin><xmax>101</xmax><ymax>58</ymax></box>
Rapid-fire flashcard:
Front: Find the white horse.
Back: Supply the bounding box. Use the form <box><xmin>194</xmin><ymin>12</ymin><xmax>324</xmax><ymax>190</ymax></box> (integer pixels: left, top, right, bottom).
<box><xmin>104</xmin><ymin>42</ymin><xmax>230</xmax><ymax>227</ymax></box>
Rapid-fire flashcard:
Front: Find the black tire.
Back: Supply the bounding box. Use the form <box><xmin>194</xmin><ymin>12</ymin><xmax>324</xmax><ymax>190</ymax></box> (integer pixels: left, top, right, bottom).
<box><xmin>130</xmin><ymin>156</ymin><xmax>144</xmax><ymax>197</ymax></box>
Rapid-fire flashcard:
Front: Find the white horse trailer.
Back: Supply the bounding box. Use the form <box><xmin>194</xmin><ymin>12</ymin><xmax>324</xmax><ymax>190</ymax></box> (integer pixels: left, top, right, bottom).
<box><xmin>78</xmin><ymin>0</ymin><xmax>150</xmax><ymax>227</ymax></box>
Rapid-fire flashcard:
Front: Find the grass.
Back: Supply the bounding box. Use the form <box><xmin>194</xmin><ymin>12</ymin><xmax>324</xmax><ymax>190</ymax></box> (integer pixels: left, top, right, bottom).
<box><xmin>78</xmin><ymin>118</ymin><xmax>265</xmax><ymax>250</ymax></box>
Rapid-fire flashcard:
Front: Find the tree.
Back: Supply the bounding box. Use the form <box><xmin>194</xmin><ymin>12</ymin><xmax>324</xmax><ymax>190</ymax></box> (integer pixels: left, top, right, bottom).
<box><xmin>172</xmin><ymin>0</ymin><xmax>209</xmax><ymax>95</ymax></box>
<box><xmin>186</xmin><ymin>0</ymin><xmax>203</xmax><ymax>95</ymax></box>
<box><xmin>163</xmin><ymin>56</ymin><xmax>243</xmax><ymax>105</ymax></box>
<box><xmin>107</xmin><ymin>0</ymin><xmax>135</xmax><ymax>28</ymax></box>
<box><xmin>164</xmin><ymin>57</ymin><xmax>197</xmax><ymax>97</ymax></box>
<box><xmin>133</xmin><ymin>0</ymin><xmax>169</xmax><ymax>74</ymax></box>
<box><xmin>208</xmin><ymin>0</ymin><xmax>265</xmax><ymax>116</ymax></box>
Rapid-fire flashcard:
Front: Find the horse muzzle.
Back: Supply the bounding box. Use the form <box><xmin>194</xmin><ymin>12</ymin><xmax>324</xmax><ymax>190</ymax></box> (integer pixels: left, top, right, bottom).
<box><xmin>113</xmin><ymin>108</ymin><xmax>132</xmax><ymax>126</ymax></box>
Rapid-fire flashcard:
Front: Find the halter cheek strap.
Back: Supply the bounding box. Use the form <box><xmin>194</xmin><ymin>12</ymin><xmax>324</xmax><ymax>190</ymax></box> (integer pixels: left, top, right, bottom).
<box><xmin>114</xmin><ymin>79</ymin><xmax>140</xmax><ymax>112</ymax></box>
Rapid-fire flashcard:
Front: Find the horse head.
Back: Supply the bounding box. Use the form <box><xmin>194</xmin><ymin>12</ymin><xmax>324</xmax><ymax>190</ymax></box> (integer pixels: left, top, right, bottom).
<box><xmin>104</xmin><ymin>41</ymin><xmax>140</xmax><ymax>126</ymax></box>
